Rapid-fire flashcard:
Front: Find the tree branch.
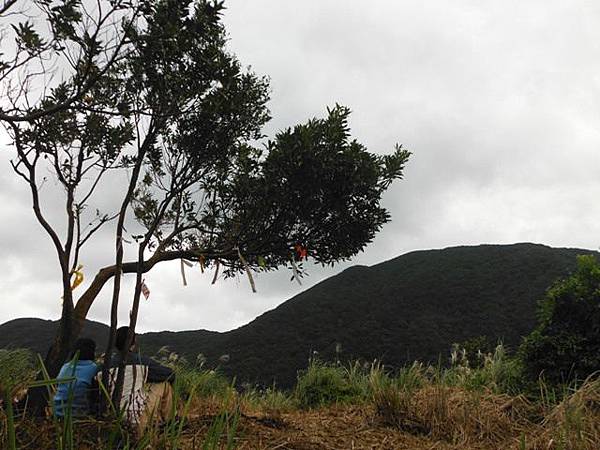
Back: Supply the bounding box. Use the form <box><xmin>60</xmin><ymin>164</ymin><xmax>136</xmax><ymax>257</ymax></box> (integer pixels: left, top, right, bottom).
<box><xmin>0</xmin><ymin>0</ymin><xmax>18</xmax><ymax>16</ymax></box>
<box><xmin>72</xmin><ymin>247</ymin><xmax>237</xmax><ymax>333</ymax></box>
<box><xmin>10</xmin><ymin>123</ymin><xmax>65</xmax><ymax>260</ymax></box>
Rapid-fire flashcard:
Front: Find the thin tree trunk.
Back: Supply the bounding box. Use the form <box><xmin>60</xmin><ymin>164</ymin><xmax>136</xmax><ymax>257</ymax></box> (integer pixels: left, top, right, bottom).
<box><xmin>100</xmin><ymin>126</ymin><xmax>153</xmax><ymax>413</ymax></box>
<box><xmin>112</xmin><ymin>245</ymin><xmax>146</xmax><ymax>406</ymax></box>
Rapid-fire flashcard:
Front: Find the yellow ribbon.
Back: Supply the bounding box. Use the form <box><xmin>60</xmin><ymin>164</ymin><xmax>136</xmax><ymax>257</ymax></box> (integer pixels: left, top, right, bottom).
<box><xmin>70</xmin><ymin>264</ymin><xmax>84</xmax><ymax>291</ymax></box>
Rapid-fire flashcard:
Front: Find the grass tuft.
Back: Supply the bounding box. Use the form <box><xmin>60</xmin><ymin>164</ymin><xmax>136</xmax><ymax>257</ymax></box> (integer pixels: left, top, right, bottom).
<box><xmin>294</xmin><ymin>358</ymin><xmax>363</xmax><ymax>409</ymax></box>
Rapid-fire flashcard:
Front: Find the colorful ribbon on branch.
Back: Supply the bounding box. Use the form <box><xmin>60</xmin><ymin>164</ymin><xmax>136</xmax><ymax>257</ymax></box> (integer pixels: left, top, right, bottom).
<box><xmin>237</xmin><ymin>247</ymin><xmax>256</xmax><ymax>293</ymax></box>
<box><xmin>294</xmin><ymin>244</ymin><xmax>308</xmax><ymax>261</ymax></box>
<box><xmin>141</xmin><ymin>279</ymin><xmax>150</xmax><ymax>300</ymax></box>
<box><xmin>70</xmin><ymin>265</ymin><xmax>84</xmax><ymax>291</ymax></box>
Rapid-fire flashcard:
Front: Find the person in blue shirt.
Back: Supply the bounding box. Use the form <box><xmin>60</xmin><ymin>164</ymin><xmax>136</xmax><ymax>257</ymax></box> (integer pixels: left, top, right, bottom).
<box><xmin>53</xmin><ymin>338</ymin><xmax>99</xmax><ymax>417</ymax></box>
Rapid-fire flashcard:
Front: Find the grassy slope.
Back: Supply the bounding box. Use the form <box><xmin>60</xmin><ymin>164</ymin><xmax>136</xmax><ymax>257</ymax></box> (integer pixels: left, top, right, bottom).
<box><xmin>5</xmin><ymin>353</ymin><xmax>599</xmax><ymax>449</ymax></box>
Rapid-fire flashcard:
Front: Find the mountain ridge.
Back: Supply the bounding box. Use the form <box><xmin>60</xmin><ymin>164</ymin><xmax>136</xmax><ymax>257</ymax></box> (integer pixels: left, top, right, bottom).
<box><xmin>1</xmin><ymin>243</ymin><xmax>595</xmax><ymax>387</ymax></box>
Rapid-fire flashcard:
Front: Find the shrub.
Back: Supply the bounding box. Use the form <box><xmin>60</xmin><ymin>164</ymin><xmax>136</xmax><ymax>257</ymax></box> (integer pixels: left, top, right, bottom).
<box><xmin>155</xmin><ymin>350</ymin><xmax>233</xmax><ymax>401</ymax></box>
<box><xmin>520</xmin><ymin>255</ymin><xmax>600</xmax><ymax>385</ymax></box>
<box><xmin>434</xmin><ymin>343</ymin><xmax>525</xmax><ymax>396</ymax></box>
<box><xmin>464</xmin><ymin>345</ymin><xmax>524</xmax><ymax>395</ymax></box>
<box><xmin>453</xmin><ymin>336</ymin><xmax>495</xmax><ymax>369</ymax></box>
<box><xmin>294</xmin><ymin>359</ymin><xmax>362</xmax><ymax>409</ymax></box>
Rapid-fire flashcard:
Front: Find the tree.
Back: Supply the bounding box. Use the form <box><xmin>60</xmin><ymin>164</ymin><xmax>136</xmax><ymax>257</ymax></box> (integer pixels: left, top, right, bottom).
<box><xmin>2</xmin><ymin>0</ymin><xmax>410</xmax><ymax>397</ymax></box>
<box><xmin>520</xmin><ymin>255</ymin><xmax>600</xmax><ymax>384</ymax></box>
<box><xmin>1</xmin><ymin>0</ymin><xmax>143</xmax><ymax>380</ymax></box>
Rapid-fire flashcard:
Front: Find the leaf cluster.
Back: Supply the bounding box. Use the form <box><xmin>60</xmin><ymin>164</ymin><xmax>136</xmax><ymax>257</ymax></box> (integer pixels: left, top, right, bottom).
<box><xmin>217</xmin><ymin>105</ymin><xmax>411</xmax><ymax>272</ymax></box>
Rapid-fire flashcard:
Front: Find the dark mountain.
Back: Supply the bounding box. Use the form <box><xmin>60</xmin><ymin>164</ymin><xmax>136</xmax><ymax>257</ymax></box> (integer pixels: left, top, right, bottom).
<box><xmin>0</xmin><ymin>317</ymin><xmax>110</xmax><ymax>357</ymax></box>
<box><xmin>0</xmin><ymin>243</ymin><xmax>594</xmax><ymax>387</ymax></box>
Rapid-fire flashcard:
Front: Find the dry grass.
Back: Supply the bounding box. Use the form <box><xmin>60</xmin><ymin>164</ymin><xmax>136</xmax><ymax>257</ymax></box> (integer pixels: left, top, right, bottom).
<box><xmin>5</xmin><ymin>382</ymin><xmax>600</xmax><ymax>450</ymax></box>
<box><xmin>180</xmin><ymin>404</ymin><xmax>476</xmax><ymax>450</ymax></box>
<box><xmin>369</xmin><ymin>376</ymin><xmax>600</xmax><ymax>450</ymax></box>
<box><xmin>528</xmin><ymin>377</ymin><xmax>600</xmax><ymax>450</ymax></box>
<box><xmin>4</xmin><ymin>362</ymin><xmax>600</xmax><ymax>450</ymax></box>
<box><xmin>371</xmin><ymin>383</ymin><xmax>536</xmax><ymax>447</ymax></box>
<box><xmin>142</xmin><ymin>379</ymin><xmax>599</xmax><ymax>449</ymax></box>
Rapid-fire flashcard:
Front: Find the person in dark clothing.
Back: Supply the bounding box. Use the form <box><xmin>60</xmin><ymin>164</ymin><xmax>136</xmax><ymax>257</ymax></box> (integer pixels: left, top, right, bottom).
<box><xmin>106</xmin><ymin>326</ymin><xmax>174</xmax><ymax>434</ymax></box>
<box><xmin>110</xmin><ymin>326</ymin><xmax>174</xmax><ymax>383</ymax></box>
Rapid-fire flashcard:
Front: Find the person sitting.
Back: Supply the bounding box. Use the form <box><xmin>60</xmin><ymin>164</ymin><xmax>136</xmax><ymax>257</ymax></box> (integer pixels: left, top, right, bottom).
<box><xmin>104</xmin><ymin>326</ymin><xmax>174</xmax><ymax>434</ymax></box>
<box><xmin>53</xmin><ymin>338</ymin><xmax>99</xmax><ymax>417</ymax></box>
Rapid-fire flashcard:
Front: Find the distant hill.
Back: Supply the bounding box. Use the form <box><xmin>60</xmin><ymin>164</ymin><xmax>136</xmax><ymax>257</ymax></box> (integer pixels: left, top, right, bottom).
<box><xmin>0</xmin><ymin>243</ymin><xmax>594</xmax><ymax>387</ymax></box>
<box><xmin>0</xmin><ymin>317</ymin><xmax>110</xmax><ymax>357</ymax></box>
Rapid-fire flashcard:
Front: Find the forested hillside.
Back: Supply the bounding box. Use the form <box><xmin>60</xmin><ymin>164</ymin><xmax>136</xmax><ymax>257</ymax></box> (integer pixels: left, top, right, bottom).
<box><xmin>1</xmin><ymin>243</ymin><xmax>593</xmax><ymax>387</ymax></box>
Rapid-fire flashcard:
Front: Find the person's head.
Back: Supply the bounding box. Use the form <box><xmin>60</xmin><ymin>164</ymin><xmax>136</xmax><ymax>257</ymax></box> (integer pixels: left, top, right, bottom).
<box><xmin>115</xmin><ymin>326</ymin><xmax>136</xmax><ymax>352</ymax></box>
<box><xmin>71</xmin><ymin>338</ymin><xmax>96</xmax><ymax>361</ymax></box>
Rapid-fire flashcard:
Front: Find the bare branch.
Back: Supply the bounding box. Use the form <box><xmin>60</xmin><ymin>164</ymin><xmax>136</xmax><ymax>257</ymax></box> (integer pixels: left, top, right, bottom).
<box><xmin>79</xmin><ymin>212</ymin><xmax>118</xmax><ymax>247</ymax></box>
<box><xmin>0</xmin><ymin>0</ymin><xmax>19</xmax><ymax>16</ymax></box>
<box><xmin>9</xmin><ymin>122</ymin><xmax>66</xmax><ymax>261</ymax></box>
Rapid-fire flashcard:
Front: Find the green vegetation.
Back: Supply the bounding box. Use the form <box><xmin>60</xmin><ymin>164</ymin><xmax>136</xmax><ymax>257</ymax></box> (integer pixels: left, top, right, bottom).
<box><xmin>173</xmin><ymin>362</ymin><xmax>233</xmax><ymax>401</ymax></box>
<box><xmin>294</xmin><ymin>359</ymin><xmax>364</xmax><ymax>408</ymax></box>
<box><xmin>1</xmin><ymin>346</ymin><xmax>599</xmax><ymax>449</ymax></box>
<box><xmin>443</xmin><ymin>343</ymin><xmax>524</xmax><ymax>395</ymax></box>
<box><xmin>0</xmin><ymin>349</ymin><xmax>35</xmax><ymax>449</ymax></box>
<box><xmin>520</xmin><ymin>254</ymin><xmax>600</xmax><ymax>385</ymax></box>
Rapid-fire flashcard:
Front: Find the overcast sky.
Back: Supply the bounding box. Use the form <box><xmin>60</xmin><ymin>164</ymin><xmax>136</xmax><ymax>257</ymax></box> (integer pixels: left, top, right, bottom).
<box><xmin>1</xmin><ymin>0</ymin><xmax>600</xmax><ymax>333</ymax></box>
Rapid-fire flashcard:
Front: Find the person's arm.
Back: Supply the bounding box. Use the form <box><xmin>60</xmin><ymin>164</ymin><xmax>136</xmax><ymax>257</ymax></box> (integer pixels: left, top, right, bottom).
<box><xmin>136</xmin><ymin>354</ymin><xmax>175</xmax><ymax>383</ymax></box>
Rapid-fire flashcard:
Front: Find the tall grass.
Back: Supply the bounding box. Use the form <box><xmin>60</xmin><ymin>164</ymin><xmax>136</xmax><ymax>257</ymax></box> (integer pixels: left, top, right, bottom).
<box><xmin>241</xmin><ymin>384</ymin><xmax>295</xmax><ymax>414</ymax></box>
<box><xmin>3</xmin><ymin>346</ymin><xmax>599</xmax><ymax>449</ymax></box>
<box><xmin>177</xmin><ymin>366</ymin><xmax>233</xmax><ymax>400</ymax></box>
<box><xmin>0</xmin><ymin>349</ymin><xmax>39</xmax><ymax>449</ymax></box>
<box><xmin>369</xmin><ymin>361</ymin><xmax>427</xmax><ymax>433</ymax></box>
<box><xmin>200</xmin><ymin>408</ymin><xmax>240</xmax><ymax>450</ymax></box>
<box><xmin>1</xmin><ymin>348</ymin><xmax>242</xmax><ymax>450</ymax></box>
<box><xmin>0</xmin><ymin>350</ymin><xmax>28</xmax><ymax>449</ymax></box>
<box><xmin>294</xmin><ymin>358</ymin><xmax>366</xmax><ymax>409</ymax></box>
<box><xmin>439</xmin><ymin>344</ymin><xmax>524</xmax><ymax>394</ymax></box>
<box><xmin>536</xmin><ymin>376</ymin><xmax>600</xmax><ymax>450</ymax></box>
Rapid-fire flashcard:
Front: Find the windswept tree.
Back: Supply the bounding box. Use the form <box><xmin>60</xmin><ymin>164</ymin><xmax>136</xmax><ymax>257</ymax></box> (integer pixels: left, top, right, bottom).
<box><xmin>1</xmin><ymin>0</ymin><xmax>411</xmax><ymax>397</ymax></box>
